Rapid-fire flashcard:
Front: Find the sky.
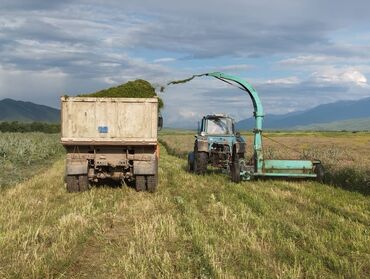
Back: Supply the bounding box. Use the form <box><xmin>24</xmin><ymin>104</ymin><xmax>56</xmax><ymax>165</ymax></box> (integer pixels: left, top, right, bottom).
<box><xmin>0</xmin><ymin>0</ymin><xmax>370</xmax><ymax>127</ymax></box>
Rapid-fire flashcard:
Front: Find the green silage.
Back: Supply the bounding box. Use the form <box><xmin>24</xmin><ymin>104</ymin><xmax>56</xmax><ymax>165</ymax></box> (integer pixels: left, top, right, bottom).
<box><xmin>79</xmin><ymin>79</ymin><xmax>164</xmax><ymax>109</ymax></box>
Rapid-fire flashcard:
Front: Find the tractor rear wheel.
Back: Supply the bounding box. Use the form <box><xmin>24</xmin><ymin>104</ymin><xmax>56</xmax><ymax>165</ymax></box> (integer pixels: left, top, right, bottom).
<box><xmin>194</xmin><ymin>151</ymin><xmax>207</xmax><ymax>175</ymax></box>
<box><xmin>231</xmin><ymin>152</ymin><xmax>241</xmax><ymax>183</ymax></box>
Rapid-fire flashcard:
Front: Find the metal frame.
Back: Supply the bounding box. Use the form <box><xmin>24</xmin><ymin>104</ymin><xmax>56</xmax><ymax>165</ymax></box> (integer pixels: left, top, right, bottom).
<box><xmin>206</xmin><ymin>72</ymin><xmax>319</xmax><ymax>180</ymax></box>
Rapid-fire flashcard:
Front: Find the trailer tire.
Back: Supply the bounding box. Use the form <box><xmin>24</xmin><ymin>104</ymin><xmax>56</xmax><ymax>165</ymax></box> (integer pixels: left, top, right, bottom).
<box><xmin>194</xmin><ymin>151</ymin><xmax>207</xmax><ymax>175</ymax></box>
<box><xmin>314</xmin><ymin>163</ymin><xmax>325</xmax><ymax>183</ymax></box>
<box><xmin>66</xmin><ymin>175</ymin><xmax>79</xmax><ymax>192</ymax></box>
<box><xmin>78</xmin><ymin>175</ymin><xmax>89</xmax><ymax>192</ymax></box>
<box><xmin>135</xmin><ymin>175</ymin><xmax>146</xmax><ymax>191</ymax></box>
<box><xmin>147</xmin><ymin>175</ymin><xmax>157</xmax><ymax>193</ymax></box>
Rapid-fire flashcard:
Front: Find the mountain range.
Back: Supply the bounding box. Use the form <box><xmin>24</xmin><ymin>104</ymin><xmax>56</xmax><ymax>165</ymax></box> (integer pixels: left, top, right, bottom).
<box><xmin>0</xmin><ymin>98</ymin><xmax>60</xmax><ymax>123</ymax></box>
<box><xmin>236</xmin><ymin>96</ymin><xmax>370</xmax><ymax>130</ymax></box>
<box><xmin>0</xmin><ymin>97</ymin><xmax>369</xmax><ymax>130</ymax></box>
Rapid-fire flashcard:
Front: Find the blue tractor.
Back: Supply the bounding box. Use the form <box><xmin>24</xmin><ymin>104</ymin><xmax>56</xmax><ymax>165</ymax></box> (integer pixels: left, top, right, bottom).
<box><xmin>188</xmin><ymin>114</ymin><xmax>246</xmax><ymax>182</ymax></box>
<box><xmin>186</xmin><ymin>72</ymin><xmax>324</xmax><ymax>183</ymax></box>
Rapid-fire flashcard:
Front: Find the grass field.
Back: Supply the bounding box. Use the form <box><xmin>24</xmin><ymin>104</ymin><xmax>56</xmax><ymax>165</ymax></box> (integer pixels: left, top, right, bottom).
<box><xmin>0</xmin><ymin>132</ymin><xmax>369</xmax><ymax>278</ymax></box>
<box><xmin>0</xmin><ymin>132</ymin><xmax>64</xmax><ymax>188</ymax></box>
<box><xmin>160</xmin><ymin>131</ymin><xmax>370</xmax><ymax>195</ymax></box>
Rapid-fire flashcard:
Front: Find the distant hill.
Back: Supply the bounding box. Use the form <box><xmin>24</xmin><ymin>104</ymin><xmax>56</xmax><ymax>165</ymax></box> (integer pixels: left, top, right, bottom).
<box><xmin>0</xmin><ymin>98</ymin><xmax>60</xmax><ymax>123</ymax></box>
<box><xmin>293</xmin><ymin>117</ymin><xmax>370</xmax><ymax>131</ymax></box>
<box><xmin>236</xmin><ymin>97</ymin><xmax>370</xmax><ymax>130</ymax></box>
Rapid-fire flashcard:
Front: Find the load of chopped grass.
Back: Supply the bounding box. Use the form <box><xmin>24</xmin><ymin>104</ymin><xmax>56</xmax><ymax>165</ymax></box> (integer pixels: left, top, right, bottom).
<box><xmin>78</xmin><ymin>79</ymin><xmax>163</xmax><ymax>109</ymax></box>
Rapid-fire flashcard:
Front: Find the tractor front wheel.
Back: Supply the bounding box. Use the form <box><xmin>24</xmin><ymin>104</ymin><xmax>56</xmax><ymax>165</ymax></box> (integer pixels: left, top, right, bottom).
<box><xmin>194</xmin><ymin>151</ymin><xmax>207</xmax><ymax>175</ymax></box>
<box><xmin>187</xmin><ymin>152</ymin><xmax>195</xmax><ymax>172</ymax></box>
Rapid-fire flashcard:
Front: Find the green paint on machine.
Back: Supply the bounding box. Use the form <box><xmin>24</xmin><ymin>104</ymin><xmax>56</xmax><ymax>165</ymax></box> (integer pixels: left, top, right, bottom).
<box><xmin>263</xmin><ymin>159</ymin><xmax>313</xmax><ymax>170</ymax></box>
<box><xmin>166</xmin><ymin>72</ymin><xmax>324</xmax><ymax>182</ymax></box>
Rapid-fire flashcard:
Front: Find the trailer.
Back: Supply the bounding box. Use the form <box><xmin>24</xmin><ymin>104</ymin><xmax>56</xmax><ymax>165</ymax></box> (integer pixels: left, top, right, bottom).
<box><xmin>61</xmin><ymin>97</ymin><xmax>161</xmax><ymax>192</ymax></box>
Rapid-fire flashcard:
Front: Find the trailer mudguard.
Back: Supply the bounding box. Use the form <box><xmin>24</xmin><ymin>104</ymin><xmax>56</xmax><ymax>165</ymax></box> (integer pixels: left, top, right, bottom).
<box><xmin>134</xmin><ymin>160</ymin><xmax>157</xmax><ymax>175</ymax></box>
<box><xmin>66</xmin><ymin>159</ymin><xmax>88</xmax><ymax>175</ymax></box>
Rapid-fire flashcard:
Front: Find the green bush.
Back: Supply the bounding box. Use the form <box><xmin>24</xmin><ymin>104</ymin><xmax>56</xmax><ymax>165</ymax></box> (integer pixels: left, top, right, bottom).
<box><xmin>0</xmin><ymin>122</ymin><xmax>60</xmax><ymax>133</ymax></box>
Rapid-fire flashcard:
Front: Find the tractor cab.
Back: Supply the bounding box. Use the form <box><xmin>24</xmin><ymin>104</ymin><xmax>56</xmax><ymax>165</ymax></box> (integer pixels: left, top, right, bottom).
<box><xmin>200</xmin><ymin>114</ymin><xmax>234</xmax><ymax>136</ymax></box>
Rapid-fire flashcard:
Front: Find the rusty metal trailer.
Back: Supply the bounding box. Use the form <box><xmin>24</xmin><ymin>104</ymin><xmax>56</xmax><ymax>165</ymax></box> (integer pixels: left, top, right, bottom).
<box><xmin>61</xmin><ymin>97</ymin><xmax>160</xmax><ymax>192</ymax></box>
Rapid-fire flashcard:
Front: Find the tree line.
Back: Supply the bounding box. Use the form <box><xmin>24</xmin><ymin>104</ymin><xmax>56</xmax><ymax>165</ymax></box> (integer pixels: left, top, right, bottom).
<box><xmin>0</xmin><ymin>121</ymin><xmax>60</xmax><ymax>133</ymax></box>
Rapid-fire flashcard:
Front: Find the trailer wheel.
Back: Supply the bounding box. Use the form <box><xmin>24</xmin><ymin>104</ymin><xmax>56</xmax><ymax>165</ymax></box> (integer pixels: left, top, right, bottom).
<box><xmin>78</xmin><ymin>175</ymin><xmax>89</xmax><ymax>192</ymax></box>
<box><xmin>66</xmin><ymin>175</ymin><xmax>79</xmax><ymax>192</ymax></box>
<box><xmin>135</xmin><ymin>175</ymin><xmax>146</xmax><ymax>191</ymax></box>
<box><xmin>187</xmin><ymin>152</ymin><xmax>195</xmax><ymax>172</ymax></box>
<box><xmin>194</xmin><ymin>151</ymin><xmax>207</xmax><ymax>175</ymax></box>
<box><xmin>231</xmin><ymin>151</ymin><xmax>241</xmax><ymax>183</ymax></box>
<box><xmin>147</xmin><ymin>175</ymin><xmax>157</xmax><ymax>193</ymax></box>
<box><xmin>314</xmin><ymin>163</ymin><xmax>325</xmax><ymax>183</ymax></box>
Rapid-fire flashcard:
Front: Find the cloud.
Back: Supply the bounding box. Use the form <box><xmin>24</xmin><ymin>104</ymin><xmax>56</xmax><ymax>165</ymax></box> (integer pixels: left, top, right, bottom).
<box><xmin>254</xmin><ymin>69</ymin><xmax>370</xmax><ymax>114</ymax></box>
<box><xmin>310</xmin><ymin>68</ymin><xmax>368</xmax><ymax>87</ymax></box>
<box><xmin>0</xmin><ymin>1</ymin><xmax>71</xmax><ymax>10</ymax></box>
<box><xmin>179</xmin><ymin>110</ymin><xmax>200</xmax><ymax>119</ymax></box>
<box><xmin>279</xmin><ymin>52</ymin><xmax>370</xmax><ymax>68</ymax></box>
<box><xmin>266</xmin><ymin>77</ymin><xmax>300</xmax><ymax>85</ymax></box>
<box><xmin>215</xmin><ymin>64</ymin><xmax>252</xmax><ymax>72</ymax></box>
<box><xmin>0</xmin><ymin>66</ymin><xmax>68</xmax><ymax>107</ymax></box>
<box><xmin>0</xmin><ymin>0</ymin><xmax>370</xmax><ymax>127</ymax></box>
<box><xmin>124</xmin><ymin>17</ymin><xmax>330</xmax><ymax>59</ymax></box>
<box><xmin>279</xmin><ymin>55</ymin><xmax>339</xmax><ymax>66</ymax></box>
<box><xmin>153</xmin><ymin>57</ymin><xmax>176</xmax><ymax>63</ymax></box>
<box><xmin>78</xmin><ymin>1</ymin><xmax>370</xmax><ymax>60</ymax></box>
